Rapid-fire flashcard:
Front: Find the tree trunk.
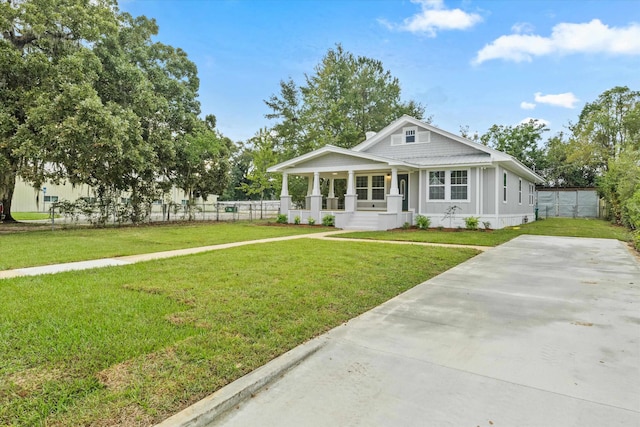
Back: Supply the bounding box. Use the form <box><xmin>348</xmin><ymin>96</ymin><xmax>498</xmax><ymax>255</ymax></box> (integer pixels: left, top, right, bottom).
<box><xmin>0</xmin><ymin>169</ymin><xmax>17</xmax><ymax>222</ymax></box>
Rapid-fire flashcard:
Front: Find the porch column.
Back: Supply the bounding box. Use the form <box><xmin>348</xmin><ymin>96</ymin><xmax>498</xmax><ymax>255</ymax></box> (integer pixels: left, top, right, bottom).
<box><xmin>305</xmin><ymin>175</ymin><xmax>313</xmax><ymax>209</ymax></box>
<box><xmin>279</xmin><ymin>173</ymin><xmax>291</xmax><ymax>215</ymax></box>
<box><xmin>389</xmin><ymin>167</ymin><xmax>399</xmax><ymax>195</ymax></box>
<box><xmin>327</xmin><ymin>177</ymin><xmax>338</xmax><ymax>210</ymax></box>
<box><xmin>309</xmin><ymin>171</ymin><xmax>322</xmax><ymax>222</ymax></box>
<box><xmin>345</xmin><ymin>170</ymin><xmax>357</xmax><ymax>212</ymax></box>
<box><xmin>387</xmin><ymin>167</ymin><xmax>402</xmax><ymax>213</ymax></box>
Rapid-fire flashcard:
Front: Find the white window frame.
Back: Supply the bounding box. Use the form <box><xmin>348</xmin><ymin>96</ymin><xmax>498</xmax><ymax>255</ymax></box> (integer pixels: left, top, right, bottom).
<box><xmin>450</xmin><ymin>170</ymin><xmax>468</xmax><ymax>201</ymax></box>
<box><xmin>518</xmin><ymin>178</ymin><xmax>522</xmax><ymax>205</ymax></box>
<box><xmin>428</xmin><ymin>171</ymin><xmax>446</xmax><ymax>201</ymax></box>
<box><xmin>355</xmin><ymin>176</ymin><xmax>368</xmax><ymax>200</ymax></box>
<box><xmin>355</xmin><ymin>174</ymin><xmax>386</xmax><ymax>201</ymax></box>
<box><xmin>529</xmin><ymin>184</ymin><xmax>535</xmax><ymax>206</ymax></box>
<box><xmin>371</xmin><ymin>175</ymin><xmax>385</xmax><ymax>200</ymax></box>
<box><xmin>404</xmin><ymin>126</ymin><xmax>417</xmax><ymax>143</ymax></box>
<box><xmin>391</xmin><ymin>128</ymin><xmax>431</xmax><ymax>145</ymax></box>
<box><xmin>427</xmin><ymin>169</ymin><xmax>470</xmax><ymax>202</ymax></box>
<box><xmin>43</xmin><ymin>195</ymin><xmax>59</xmax><ymax>203</ymax></box>
<box><xmin>503</xmin><ymin>172</ymin><xmax>508</xmax><ymax>203</ymax></box>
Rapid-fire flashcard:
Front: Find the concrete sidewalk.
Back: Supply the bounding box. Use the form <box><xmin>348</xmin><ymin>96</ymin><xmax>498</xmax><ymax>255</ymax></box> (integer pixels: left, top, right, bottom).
<box><xmin>0</xmin><ymin>230</ymin><xmax>488</xmax><ymax>280</ymax></box>
<box><xmin>190</xmin><ymin>235</ymin><xmax>640</xmax><ymax>427</ymax></box>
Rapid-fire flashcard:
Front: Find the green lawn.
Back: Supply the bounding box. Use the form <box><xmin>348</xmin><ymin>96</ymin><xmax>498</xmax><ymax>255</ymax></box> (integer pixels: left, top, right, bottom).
<box><xmin>0</xmin><ymin>222</ymin><xmax>329</xmax><ymax>270</ymax></box>
<box><xmin>338</xmin><ymin>217</ymin><xmax>631</xmax><ymax>246</ymax></box>
<box><xmin>9</xmin><ymin>212</ymin><xmax>59</xmax><ymax>221</ymax></box>
<box><xmin>0</xmin><ymin>239</ymin><xmax>479</xmax><ymax>426</ymax></box>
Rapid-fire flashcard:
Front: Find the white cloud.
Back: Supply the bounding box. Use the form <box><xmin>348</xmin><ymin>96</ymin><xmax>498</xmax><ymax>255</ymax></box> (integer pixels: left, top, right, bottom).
<box><xmin>520</xmin><ymin>101</ymin><xmax>536</xmax><ymax>110</ymax></box>
<box><xmin>474</xmin><ymin>19</ymin><xmax>640</xmax><ymax>64</ymax></box>
<box><xmin>519</xmin><ymin>117</ymin><xmax>550</xmax><ymax>127</ymax></box>
<box><xmin>511</xmin><ymin>22</ymin><xmax>535</xmax><ymax>34</ymax></box>
<box><xmin>385</xmin><ymin>0</ymin><xmax>483</xmax><ymax>37</ymax></box>
<box><xmin>534</xmin><ymin>92</ymin><xmax>579</xmax><ymax>108</ymax></box>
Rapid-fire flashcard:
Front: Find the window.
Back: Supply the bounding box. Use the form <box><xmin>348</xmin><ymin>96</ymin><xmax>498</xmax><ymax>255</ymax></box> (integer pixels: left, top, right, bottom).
<box><xmin>356</xmin><ymin>176</ymin><xmax>368</xmax><ymax>200</ymax></box>
<box><xmin>121</xmin><ymin>197</ymin><xmax>130</xmax><ymax>204</ymax></box>
<box><xmin>153</xmin><ymin>199</ymin><xmax>163</xmax><ymax>205</ymax></box>
<box><xmin>371</xmin><ymin>175</ymin><xmax>385</xmax><ymax>200</ymax></box>
<box><xmin>405</xmin><ymin>127</ymin><xmax>416</xmax><ymax>143</ymax></box>
<box><xmin>450</xmin><ymin>170</ymin><xmax>468</xmax><ymax>200</ymax></box>
<box><xmin>518</xmin><ymin>179</ymin><xmax>522</xmax><ymax>204</ymax></box>
<box><xmin>529</xmin><ymin>184</ymin><xmax>535</xmax><ymax>206</ymax></box>
<box><xmin>428</xmin><ymin>171</ymin><xmax>445</xmax><ymax>200</ymax></box>
<box><xmin>181</xmin><ymin>199</ymin><xmax>189</xmax><ymax>206</ymax></box>
<box><xmin>43</xmin><ymin>195</ymin><xmax>58</xmax><ymax>203</ymax></box>
<box><xmin>503</xmin><ymin>172</ymin><xmax>508</xmax><ymax>203</ymax></box>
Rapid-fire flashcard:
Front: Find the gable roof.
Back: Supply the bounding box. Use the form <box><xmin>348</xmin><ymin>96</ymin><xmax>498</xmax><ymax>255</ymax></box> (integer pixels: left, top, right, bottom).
<box><xmin>267</xmin><ymin>115</ymin><xmax>544</xmax><ymax>183</ymax></box>
<box><xmin>352</xmin><ymin>115</ymin><xmax>543</xmax><ymax>182</ymax></box>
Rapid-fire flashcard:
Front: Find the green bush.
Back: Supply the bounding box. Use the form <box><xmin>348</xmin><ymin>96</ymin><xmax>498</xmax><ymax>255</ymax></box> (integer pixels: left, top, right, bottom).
<box><xmin>294</xmin><ymin>215</ymin><xmax>301</xmax><ymax>225</ymax></box>
<box><xmin>276</xmin><ymin>214</ymin><xmax>288</xmax><ymax>224</ymax></box>
<box><xmin>622</xmin><ymin>189</ymin><xmax>640</xmax><ymax>230</ymax></box>
<box><xmin>307</xmin><ymin>217</ymin><xmax>316</xmax><ymax>226</ymax></box>
<box><xmin>401</xmin><ymin>222</ymin><xmax>411</xmax><ymax>230</ymax></box>
<box><xmin>482</xmin><ymin>221</ymin><xmax>491</xmax><ymax>230</ymax></box>
<box><xmin>415</xmin><ymin>215</ymin><xmax>431</xmax><ymax>230</ymax></box>
<box><xmin>464</xmin><ymin>216</ymin><xmax>479</xmax><ymax>230</ymax></box>
<box><xmin>322</xmin><ymin>214</ymin><xmax>335</xmax><ymax>227</ymax></box>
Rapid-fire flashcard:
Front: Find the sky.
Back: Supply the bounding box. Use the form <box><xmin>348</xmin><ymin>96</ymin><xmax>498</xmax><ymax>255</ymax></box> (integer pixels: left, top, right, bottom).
<box><xmin>119</xmin><ymin>0</ymin><xmax>640</xmax><ymax>143</ymax></box>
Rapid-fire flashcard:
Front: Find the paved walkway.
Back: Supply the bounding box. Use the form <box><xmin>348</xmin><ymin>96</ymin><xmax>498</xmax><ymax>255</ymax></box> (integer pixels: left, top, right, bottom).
<box><xmin>196</xmin><ymin>235</ymin><xmax>640</xmax><ymax>427</ymax></box>
<box><xmin>0</xmin><ymin>230</ymin><xmax>489</xmax><ymax>280</ymax></box>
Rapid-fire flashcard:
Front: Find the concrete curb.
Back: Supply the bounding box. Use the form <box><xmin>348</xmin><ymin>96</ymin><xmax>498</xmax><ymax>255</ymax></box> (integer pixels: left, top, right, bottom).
<box><xmin>154</xmin><ymin>335</ymin><xmax>327</xmax><ymax>427</ymax></box>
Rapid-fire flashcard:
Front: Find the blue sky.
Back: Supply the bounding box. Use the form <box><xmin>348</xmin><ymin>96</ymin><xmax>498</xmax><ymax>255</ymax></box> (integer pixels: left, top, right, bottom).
<box><xmin>119</xmin><ymin>0</ymin><xmax>640</xmax><ymax>143</ymax></box>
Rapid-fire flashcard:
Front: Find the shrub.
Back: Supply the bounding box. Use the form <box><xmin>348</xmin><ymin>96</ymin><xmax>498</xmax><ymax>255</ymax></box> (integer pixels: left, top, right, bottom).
<box><xmin>307</xmin><ymin>217</ymin><xmax>316</xmax><ymax>226</ymax></box>
<box><xmin>401</xmin><ymin>222</ymin><xmax>411</xmax><ymax>230</ymax></box>
<box><xmin>415</xmin><ymin>215</ymin><xmax>431</xmax><ymax>230</ymax></box>
<box><xmin>464</xmin><ymin>216</ymin><xmax>479</xmax><ymax>230</ymax></box>
<box><xmin>294</xmin><ymin>215</ymin><xmax>301</xmax><ymax>225</ymax></box>
<box><xmin>276</xmin><ymin>214</ymin><xmax>288</xmax><ymax>224</ymax></box>
<box><xmin>322</xmin><ymin>214</ymin><xmax>335</xmax><ymax>227</ymax></box>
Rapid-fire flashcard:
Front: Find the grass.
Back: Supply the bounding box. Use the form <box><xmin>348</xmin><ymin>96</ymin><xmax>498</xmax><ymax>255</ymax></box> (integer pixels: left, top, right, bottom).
<box><xmin>0</xmin><ymin>239</ymin><xmax>479</xmax><ymax>426</ymax></box>
<box><xmin>0</xmin><ymin>222</ymin><xmax>330</xmax><ymax>270</ymax></box>
<box><xmin>9</xmin><ymin>212</ymin><xmax>60</xmax><ymax>221</ymax></box>
<box><xmin>338</xmin><ymin>218</ymin><xmax>631</xmax><ymax>246</ymax></box>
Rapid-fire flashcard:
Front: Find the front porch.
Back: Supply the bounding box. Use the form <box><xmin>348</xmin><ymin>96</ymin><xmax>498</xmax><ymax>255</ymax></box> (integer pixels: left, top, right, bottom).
<box><xmin>278</xmin><ymin>167</ymin><xmax>412</xmax><ymax>231</ymax></box>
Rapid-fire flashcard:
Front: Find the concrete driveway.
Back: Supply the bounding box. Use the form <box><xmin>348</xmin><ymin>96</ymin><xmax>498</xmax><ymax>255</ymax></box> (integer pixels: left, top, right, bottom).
<box><xmin>211</xmin><ymin>235</ymin><xmax>639</xmax><ymax>427</ymax></box>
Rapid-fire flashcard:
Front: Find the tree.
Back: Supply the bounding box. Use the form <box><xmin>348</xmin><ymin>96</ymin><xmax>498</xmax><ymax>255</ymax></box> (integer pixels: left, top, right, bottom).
<box><xmin>569</xmin><ymin>86</ymin><xmax>640</xmax><ymax>174</ymax></box>
<box><xmin>173</xmin><ymin>115</ymin><xmax>232</xmax><ymax>217</ymax></box>
<box><xmin>543</xmin><ymin>133</ymin><xmax>598</xmax><ymax>187</ymax></box>
<box><xmin>265</xmin><ymin>44</ymin><xmax>426</xmax><ymax>158</ymax></box>
<box><xmin>221</xmin><ymin>142</ymin><xmax>253</xmax><ymax>201</ymax></box>
<box><xmin>238</xmin><ymin>128</ymin><xmax>280</xmax><ymax>203</ymax></box>
<box><xmin>0</xmin><ymin>0</ymin><xmax>120</xmax><ymax>221</ymax></box>
<box><xmin>480</xmin><ymin>119</ymin><xmax>548</xmax><ymax>171</ymax></box>
<box><xmin>1</xmin><ymin>2</ymin><xmax>218</xmax><ymax>223</ymax></box>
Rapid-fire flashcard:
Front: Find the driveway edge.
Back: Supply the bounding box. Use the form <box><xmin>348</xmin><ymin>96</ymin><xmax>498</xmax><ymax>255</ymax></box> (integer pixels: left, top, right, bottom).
<box><xmin>154</xmin><ymin>335</ymin><xmax>328</xmax><ymax>427</ymax></box>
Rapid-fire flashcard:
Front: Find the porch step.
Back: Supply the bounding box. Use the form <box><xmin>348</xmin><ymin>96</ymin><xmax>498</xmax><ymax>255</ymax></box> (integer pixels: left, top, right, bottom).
<box><xmin>343</xmin><ymin>214</ymin><xmax>380</xmax><ymax>231</ymax></box>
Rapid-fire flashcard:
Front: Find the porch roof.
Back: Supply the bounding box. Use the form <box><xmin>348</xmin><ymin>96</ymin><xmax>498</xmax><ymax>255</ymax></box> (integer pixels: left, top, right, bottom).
<box><xmin>266</xmin><ymin>144</ymin><xmax>414</xmax><ymax>174</ymax></box>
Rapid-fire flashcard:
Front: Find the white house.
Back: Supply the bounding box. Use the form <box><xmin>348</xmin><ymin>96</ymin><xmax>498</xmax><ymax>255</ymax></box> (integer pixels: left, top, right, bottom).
<box><xmin>267</xmin><ymin>115</ymin><xmax>543</xmax><ymax>230</ymax></box>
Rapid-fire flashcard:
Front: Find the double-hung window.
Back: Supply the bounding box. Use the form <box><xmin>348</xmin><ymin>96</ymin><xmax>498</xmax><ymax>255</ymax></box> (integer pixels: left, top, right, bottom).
<box><xmin>518</xmin><ymin>179</ymin><xmax>522</xmax><ymax>204</ymax></box>
<box><xmin>371</xmin><ymin>175</ymin><xmax>385</xmax><ymax>200</ymax></box>
<box><xmin>356</xmin><ymin>176</ymin><xmax>368</xmax><ymax>200</ymax></box>
<box><xmin>529</xmin><ymin>184</ymin><xmax>535</xmax><ymax>206</ymax></box>
<box><xmin>44</xmin><ymin>195</ymin><xmax>58</xmax><ymax>203</ymax></box>
<box><xmin>450</xmin><ymin>170</ymin><xmax>468</xmax><ymax>200</ymax></box>
<box><xmin>429</xmin><ymin>171</ymin><xmax>445</xmax><ymax>200</ymax></box>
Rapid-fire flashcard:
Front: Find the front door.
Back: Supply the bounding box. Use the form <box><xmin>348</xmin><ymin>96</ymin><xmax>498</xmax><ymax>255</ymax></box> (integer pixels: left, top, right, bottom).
<box><xmin>398</xmin><ymin>174</ymin><xmax>408</xmax><ymax>211</ymax></box>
